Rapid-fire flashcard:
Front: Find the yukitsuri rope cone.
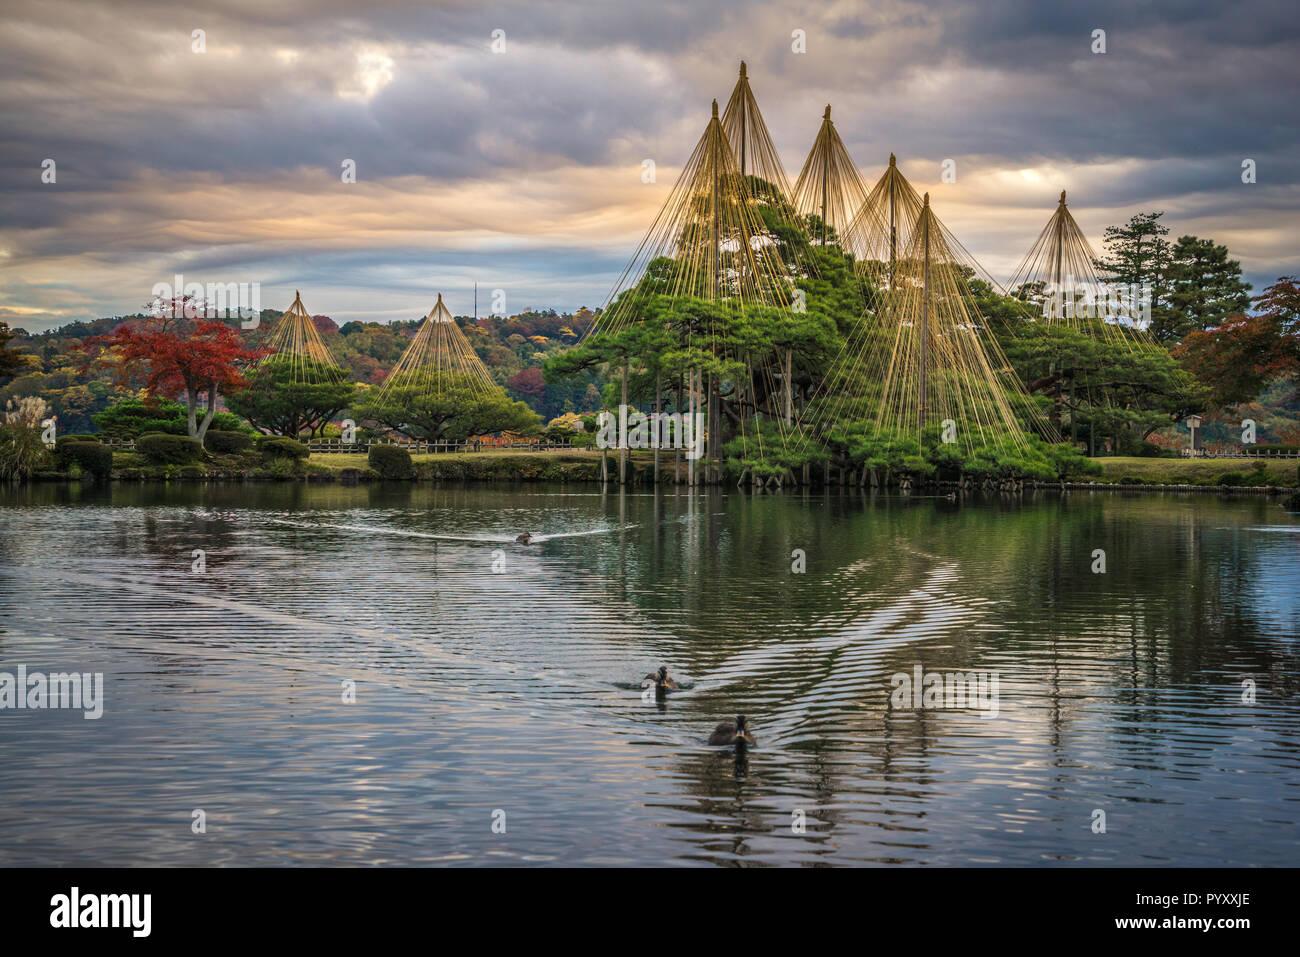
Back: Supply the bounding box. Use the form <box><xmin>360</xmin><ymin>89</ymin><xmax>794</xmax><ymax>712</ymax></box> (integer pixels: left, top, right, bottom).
<box><xmin>377</xmin><ymin>292</ymin><xmax>498</xmax><ymax>400</ymax></box>
<box><xmin>1005</xmin><ymin>191</ymin><xmax>1152</xmax><ymax>347</ymax></box>
<box><xmin>594</xmin><ymin>97</ymin><xmax>792</xmax><ymax>341</ymax></box>
<box><xmin>844</xmin><ymin>155</ymin><xmax>926</xmax><ymax>309</ymax></box>
<box><xmin>590</xmin><ymin>91</ymin><xmax>802</xmax><ymax>482</ymax></box>
<box><xmin>721</xmin><ymin>62</ymin><xmax>795</xmax><ymax>199</ymax></box>
<box><xmin>803</xmin><ymin>193</ymin><xmax>1056</xmax><ymax>457</ymax></box>
<box><xmin>719</xmin><ymin>60</ymin><xmax>812</xmax><ymax>272</ymax></box>
<box><xmin>790</xmin><ymin>105</ymin><xmax>872</xmax><ymax>255</ymax></box>
<box><xmin>263</xmin><ymin>291</ymin><xmax>345</xmax><ymax>380</ymax></box>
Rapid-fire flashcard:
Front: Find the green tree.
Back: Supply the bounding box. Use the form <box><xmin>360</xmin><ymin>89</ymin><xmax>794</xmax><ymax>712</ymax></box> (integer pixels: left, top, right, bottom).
<box><xmin>354</xmin><ymin>373</ymin><xmax>541</xmax><ymax>441</ymax></box>
<box><xmin>93</xmin><ymin>397</ymin><xmax>243</xmax><ymax>439</ymax></box>
<box><xmin>1094</xmin><ymin>212</ymin><xmax>1171</xmax><ymax>288</ymax></box>
<box><xmin>1164</xmin><ymin>235</ymin><xmax>1252</xmax><ymax>341</ymax></box>
<box><xmin>979</xmin><ymin>268</ymin><xmax>1209</xmax><ymax>453</ymax></box>
<box><xmin>0</xmin><ymin>322</ymin><xmax>32</xmax><ymax>382</ymax></box>
<box><xmin>225</xmin><ymin>356</ymin><xmax>355</xmax><ymax>438</ymax></box>
<box><xmin>1094</xmin><ymin>212</ymin><xmax>1175</xmax><ymax>342</ymax></box>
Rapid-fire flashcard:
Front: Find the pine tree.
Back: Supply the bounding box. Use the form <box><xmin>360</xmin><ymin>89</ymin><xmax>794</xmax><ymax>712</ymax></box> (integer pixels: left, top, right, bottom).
<box><xmin>0</xmin><ymin>321</ymin><xmax>32</xmax><ymax>381</ymax></box>
<box><xmin>1094</xmin><ymin>212</ymin><xmax>1174</xmax><ymax>341</ymax></box>
<box><xmin>1164</xmin><ymin>235</ymin><xmax>1252</xmax><ymax>340</ymax></box>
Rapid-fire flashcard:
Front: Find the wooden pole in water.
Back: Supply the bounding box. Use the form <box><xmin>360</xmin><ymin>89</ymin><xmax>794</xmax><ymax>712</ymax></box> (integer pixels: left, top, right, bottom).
<box><xmin>676</xmin><ymin>371</ymin><xmax>683</xmax><ymax>484</ymax></box>
<box><xmin>695</xmin><ymin>369</ymin><xmax>701</xmax><ymax>487</ymax></box>
<box><xmin>688</xmin><ymin>369</ymin><xmax>695</xmax><ymax>487</ymax></box>
<box><xmin>654</xmin><ymin>369</ymin><xmax>661</xmax><ymax>483</ymax></box>
<box><xmin>708</xmin><ymin>373</ymin><xmax>716</xmax><ymax>485</ymax></box>
<box><xmin>620</xmin><ymin>363</ymin><xmax>628</xmax><ymax>484</ymax></box>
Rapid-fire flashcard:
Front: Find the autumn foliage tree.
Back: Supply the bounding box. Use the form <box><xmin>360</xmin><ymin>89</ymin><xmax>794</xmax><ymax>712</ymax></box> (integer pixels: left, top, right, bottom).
<box><xmin>1174</xmin><ymin>277</ymin><xmax>1300</xmax><ymax>407</ymax></box>
<box><xmin>506</xmin><ymin>367</ymin><xmax>546</xmax><ymax>401</ymax></box>
<box><xmin>84</xmin><ymin>299</ymin><xmax>264</xmax><ymax>441</ymax></box>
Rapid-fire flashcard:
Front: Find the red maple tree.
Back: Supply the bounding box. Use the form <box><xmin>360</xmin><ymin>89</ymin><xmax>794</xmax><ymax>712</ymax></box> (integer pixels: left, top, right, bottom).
<box><xmin>506</xmin><ymin>367</ymin><xmax>546</xmax><ymax>400</ymax></box>
<box><xmin>1175</xmin><ymin>277</ymin><xmax>1300</xmax><ymax>407</ymax></box>
<box><xmin>85</xmin><ymin>299</ymin><xmax>266</xmax><ymax>441</ymax></box>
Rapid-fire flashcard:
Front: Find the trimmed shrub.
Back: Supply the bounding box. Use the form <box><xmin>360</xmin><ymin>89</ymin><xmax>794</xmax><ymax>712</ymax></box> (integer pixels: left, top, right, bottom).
<box><xmin>57</xmin><ymin>441</ymin><xmax>113</xmax><ymax>479</ymax></box>
<box><xmin>136</xmin><ymin>432</ymin><xmax>203</xmax><ymax>465</ymax></box>
<box><xmin>94</xmin><ymin>398</ymin><xmax>245</xmax><ymax>439</ymax></box>
<box><xmin>259</xmin><ymin>437</ymin><xmax>310</xmax><ymax>461</ymax></box>
<box><xmin>368</xmin><ymin>443</ymin><xmax>413</xmax><ymax>479</ymax></box>
<box><xmin>54</xmin><ymin>434</ymin><xmax>101</xmax><ymax>457</ymax></box>
<box><xmin>204</xmin><ymin>430</ymin><xmax>253</xmax><ymax>454</ymax></box>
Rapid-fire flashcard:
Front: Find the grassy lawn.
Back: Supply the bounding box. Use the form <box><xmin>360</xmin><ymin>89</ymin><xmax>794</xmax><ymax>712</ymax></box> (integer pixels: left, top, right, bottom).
<box><xmin>304</xmin><ymin>451</ymin><xmax>1298</xmax><ymax>486</ymax></box>
<box><xmin>309</xmin><ymin>449</ymin><xmax>604</xmax><ymax>467</ymax></box>
<box><xmin>1090</xmin><ymin>456</ymin><xmax>1299</xmax><ymax>486</ymax></box>
<box><xmin>108</xmin><ymin>449</ymin><xmax>1294</xmax><ymax>488</ymax></box>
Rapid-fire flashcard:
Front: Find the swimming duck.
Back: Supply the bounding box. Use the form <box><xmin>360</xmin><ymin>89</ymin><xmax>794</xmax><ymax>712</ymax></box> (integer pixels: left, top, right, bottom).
<box><xmin>643</xmin><ymin>665</ymin><xmax>680</xmax><ymax>698</ymax></box>
<box><xmin>515</xmin><ymin>532</ymin><xmax>534</xmax><ymax>545</ymax></box>
<box><xmin>945</xmin><ymin>491</ymin><xmax>957</xmax><ymax>502</ymax></box>
<box><xmin>708</xmin><ymin>715</ymin><xmax>756</xmax><ymax>747</ymax></box>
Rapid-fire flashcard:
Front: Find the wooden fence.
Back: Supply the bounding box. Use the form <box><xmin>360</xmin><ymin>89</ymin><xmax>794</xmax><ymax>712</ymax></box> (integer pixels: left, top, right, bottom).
<box><xmin>1181</xmin><ymin>449</ymin><xmax>1300</xmax><ymax>459</ymax></box>
<box><xmin>303</xmin><ymin>438</ymin><xmax>576</xmax><ymax>454</ymax></box>
<box><xmin>95</xmin><ymin>437</ymin><xmax>576</xmax><ymax>453</ymax></box>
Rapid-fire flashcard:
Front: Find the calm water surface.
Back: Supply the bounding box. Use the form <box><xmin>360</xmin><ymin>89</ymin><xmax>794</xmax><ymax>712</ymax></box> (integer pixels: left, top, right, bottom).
<box><xmin>1</xmin><ymin>481</ymin><xmax>1297</xmax><ymax>866</ymax></box>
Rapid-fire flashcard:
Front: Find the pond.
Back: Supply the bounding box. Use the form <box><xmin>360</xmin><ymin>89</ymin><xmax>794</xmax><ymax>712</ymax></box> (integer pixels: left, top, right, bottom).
<box><xmin>1</xmin><ymin>481</ymin><xmax>1297</xmax><ymax>865</ymax></box>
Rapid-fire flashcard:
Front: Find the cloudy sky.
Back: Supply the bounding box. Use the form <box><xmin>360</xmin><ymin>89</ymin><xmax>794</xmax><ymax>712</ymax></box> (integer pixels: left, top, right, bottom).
<box><xmin>2</xmin><ymin>0</ymin><xmax>1297</xmax><ymax>332</ymax></box>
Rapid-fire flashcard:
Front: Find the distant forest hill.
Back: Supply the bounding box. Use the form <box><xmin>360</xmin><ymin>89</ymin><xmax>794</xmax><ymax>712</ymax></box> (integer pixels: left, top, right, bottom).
<box><xmin>2</xmin><ymin>306</ymin><xmax>605</xmax><ymax>432</ymax></box>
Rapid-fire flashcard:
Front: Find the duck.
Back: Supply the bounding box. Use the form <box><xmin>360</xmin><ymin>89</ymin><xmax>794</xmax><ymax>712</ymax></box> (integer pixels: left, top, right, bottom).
<box><xmin>708</xmin><ymin>715</ymin><xmax>756</xmax><ymax>747</ymax></box>
<box><xmin>643</xmin><ymin>665</ymin><xmax>679</xmax><ymax>698</ymax></box>
<box><xmin>945</xmin><ymin>491</ymin><xmax>957</xmax><ymax>502</ymax></box>
<box><xmin>515</xmin><ymin>532</ymin><xmax>534</xmax><ymax>545</ymax></box>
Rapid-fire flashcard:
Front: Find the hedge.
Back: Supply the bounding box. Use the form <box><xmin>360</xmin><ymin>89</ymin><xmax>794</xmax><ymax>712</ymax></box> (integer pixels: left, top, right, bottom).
<box><xmin>259</xmin><ymin>437</ymin><xmax>310</xmax><ymax>460</ymax></box>
<box><xmin>368</xmin><ymin>444</ymin><xmax>413</xmax><ymax>479</ymax></box>
<box><xmin>204</xmin><ymin>430</ymin><xmax>253</xmax><ymax>454</ymax></box>
<box><xmin>136</xmin><ymin>432</ymin><xmax>204</xmax><ymax>464</ymax></box>
<box><xmin>57</xmin><ymin>441</ymin><xmax>113</xmax><ymax>478</ymax></box>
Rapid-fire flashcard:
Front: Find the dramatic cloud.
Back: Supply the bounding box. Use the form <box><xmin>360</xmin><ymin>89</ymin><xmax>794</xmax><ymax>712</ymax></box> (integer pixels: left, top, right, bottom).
<box><xmin>1</xmin><ymin>0</ymin><xmax>1296</xmax><ymax>330</ymax></box>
